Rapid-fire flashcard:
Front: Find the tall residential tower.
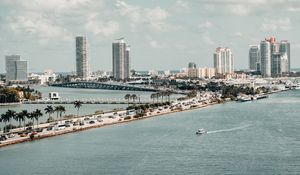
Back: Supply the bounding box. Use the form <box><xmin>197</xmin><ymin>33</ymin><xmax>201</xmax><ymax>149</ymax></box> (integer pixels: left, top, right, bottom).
<box><xmin>249</xmin><ymin>45</ymin><xmax>260</xmax><ymax>72</ymax></box>
<box><xmin>112</xmin><ymin>38</ymin><xmax>130</xmax><ymax>80</ymax></box>
<box><xmin>279</xmin><ymin>40</ymin><xmax>290</xmax><ymax>72</ymax></box>
<box><xmin>76</xmin><ymin>36</ymin><xmax>89</xmax><ymax>79</ymax></box>
<box><xmin>260</xmin><ymin>40</ymin><xmax>271</xmax><ymax>77</ymax></box>
<box><xmin>213</xmin><ymin>47</ymin><xmax>233</xmax><ymax>74</ymax></box>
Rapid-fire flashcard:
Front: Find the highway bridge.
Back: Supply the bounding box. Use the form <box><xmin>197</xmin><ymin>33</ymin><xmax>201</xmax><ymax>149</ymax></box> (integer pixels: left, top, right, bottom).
<box><xmin>49</xmin><ymin>82</ymin><xmax>159</xmax><ymax>92</ymax></box>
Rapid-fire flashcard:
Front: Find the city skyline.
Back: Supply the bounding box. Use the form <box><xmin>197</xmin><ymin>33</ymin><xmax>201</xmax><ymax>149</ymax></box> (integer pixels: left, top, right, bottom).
<box><xmin>0</xmin><ymin>0</ymin><xmax>300</xmax><ymax>73</ymax></box>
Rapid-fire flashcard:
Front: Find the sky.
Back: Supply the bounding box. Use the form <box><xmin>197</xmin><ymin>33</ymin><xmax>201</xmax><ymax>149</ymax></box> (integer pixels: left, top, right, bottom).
<box><xmin>0</xmin><ymin>0</ymin><xmax>300</xmax><ymax>73</ymax></box>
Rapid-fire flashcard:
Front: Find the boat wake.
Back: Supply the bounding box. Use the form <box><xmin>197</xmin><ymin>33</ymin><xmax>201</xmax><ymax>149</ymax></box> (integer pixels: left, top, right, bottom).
<box><xmin>207</xmin><ymin>124</ymin><xmax>251</xmax><ymax>134</ymax></box>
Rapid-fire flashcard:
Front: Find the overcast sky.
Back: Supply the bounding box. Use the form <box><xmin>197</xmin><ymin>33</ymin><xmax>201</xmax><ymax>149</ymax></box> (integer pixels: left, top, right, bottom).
<box><xmin>0</xmin><ymin>0</ymin><xmax>300</xmax><ymax>73</ymax></box>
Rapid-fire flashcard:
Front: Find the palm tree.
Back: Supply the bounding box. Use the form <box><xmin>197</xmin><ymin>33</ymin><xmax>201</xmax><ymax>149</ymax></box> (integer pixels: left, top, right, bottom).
<box><xmin>44</xmin><ymin>105</ymin><xmax>54</xmax><ymax>118</ymax></box>
<box><xmin>58</xmin><ymin>105</ymin><xmax>66</xmax><ymax>121</ymax></box>
<box><xmin>131</xmin><ymin>94</ymin><xmax>137</xmax><ymax>104</ymax></box>
<box><xmin>6</xmin><ymin>109</ymin><xmax>16</xmax><ymax>130</ymax></box>
<box><xmin>150</xmin><ymin>93</ymin><xmax>156</xmax><ymax>104</ymax></box>
<box><xmin>124</xmin><ymin>94</ymin><xmax>131</xmax><ymax>105</ymax></box>
<box><xmin>156</xmin><ymin>92</ymin><xmax>161</xmax><ymax>103</ymax></box>
<box><xmin>27</xmin><ymin>112</ymin><xmax>35</xmax><ymax>128</ymax></box>
<box><xmin>33</xmin><ymin>109</ymin><xmax>43</xmax><ymax>128</ymax></box>
<box><xmin>14</xmin><ymin>112</ymin><xmax>25</xmax><ymax>128</ymax></box>
<box><xmin>160</xmin><ymin>91</ymin><xmax>165</xmax><ymax>103</ymax></box>
<box><xmin>165</xmin><ymin>91</ymin><xmax>172</xmax><ymax>102</ymax></box>
<box><xmin>54</xmin><ymin>106</ymin><xmax>60</xmax><ymax>121</ymax></box>
<box><xmin>19</xmin><ymin>110</ymin><xmax>29</xmax><ymax>130</ymax></box>
<box><xmin>74</xmin><ymin>100</ymin><xmax>83</xmax><ymax>117</ymax></box>
<box><xmin>0</xmin><ymin>113</ymin><xmax>10</xmax><ymax>132</ymax></box>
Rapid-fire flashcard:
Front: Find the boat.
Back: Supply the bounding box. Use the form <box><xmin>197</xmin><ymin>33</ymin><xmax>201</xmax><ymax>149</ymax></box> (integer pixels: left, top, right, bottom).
<box><xmin>236</xmin><ymin>95</ymin><xmax>252</xmax><ymax>102</ymax></box>
<box><xmin>196</xmin><ymin>128</ymin><xmax>207</xmax><ymax>135</ymax></box>
<box><xmin>255</xmin><ymin>94</ymin><xmax>268</xmax><ymax>100</ymax></box>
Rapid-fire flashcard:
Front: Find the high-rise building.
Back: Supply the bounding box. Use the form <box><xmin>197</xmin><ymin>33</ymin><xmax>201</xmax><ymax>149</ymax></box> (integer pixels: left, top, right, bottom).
<box><xmin>213</xmin><ymin>47</ymin><xmax>233</xmax><ymax>74</ymax></box>
<box><xmin>255</xmin><ymin>37</ymin><xmax>290</xmax><ymax>77</ymax></box>
<box><xmin>188</xmin><ymin>62</ymin><xmax>196</xmax><ymax>69</ymax></box>
<box><xmin>76</xmin><ymin>36</ymin><xmax>89</xmax><ymax>79</ymax></box>
<box><xmin>249</xmin><ymin>45</ymin><xmax>260</xmax><ymax>71</ymax></box>
<box><xmin>5</xmin><ymin>55</ymin><xmax>28</xmax><ymax>83</ymax></box>
<box><xmin>271</xmin><ymin>53</ymin><xmax>281</xmax><ymax>77</ymax></box>
<box><xmin>198</xmin><ymin>67</ymin><xmax>215</xmax><ymax>79</ymax></box>
<box><xmin>279</xmin><ymin>40</ymin><xmax>290</xmax><ymax>72</ymax></box>
<box><xmin>124</xmin><ymin>45</ymin><xmax>130</xmax><ymax>79</ymax></box>
<box><xmin>260</xmin><ymin>40</ymin><xmax>271</xmax><ymax>77</ymax></box>
<box><xmin>113</xmin><ymin>38</ymin><xmax>130</xmax><ymax>80</ymax></box>
<box><xmin>187</xmin><ymin>62</ymin><xmax>197</xmax><ymax>78</ymax></box>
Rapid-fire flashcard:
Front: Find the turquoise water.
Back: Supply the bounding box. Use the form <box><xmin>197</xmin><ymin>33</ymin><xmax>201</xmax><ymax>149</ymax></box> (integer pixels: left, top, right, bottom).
<box><xmin>0</xmin><ymin>90</ymin><xmax>299</xmax><ymax>174</ymax></box>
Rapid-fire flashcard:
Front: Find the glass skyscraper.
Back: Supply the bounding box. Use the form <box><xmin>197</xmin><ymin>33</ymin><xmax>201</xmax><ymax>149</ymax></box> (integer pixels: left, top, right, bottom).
<box><xmin>260</xmin><ymin>41</ymin><xmax>271</xmax><ymax>77</ymax></box>
<box><xmin>249</xmin><ymin>45</ymin><xmax>260</xmax><ymax>71</ymax></box>
<box><xmin>279</xmin><ymin>41</ymin><xmax>290</xmax><ymax>72</ymax></box>
<box><xmin>5</xmin><ymin>55</ymin><xmax>28</xmax><ymax>83</ymax></box>
<box><xmin>76</xmin><ymin>36</ymin><xmax>89</xmax><ymax>79</ymax></box>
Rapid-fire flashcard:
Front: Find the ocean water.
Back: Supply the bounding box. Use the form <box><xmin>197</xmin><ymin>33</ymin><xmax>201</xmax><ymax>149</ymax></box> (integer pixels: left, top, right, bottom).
<box><xmin>0</xmin><ymin>90</ymin><xmax>299</xmax><ymax>174</ymax></box>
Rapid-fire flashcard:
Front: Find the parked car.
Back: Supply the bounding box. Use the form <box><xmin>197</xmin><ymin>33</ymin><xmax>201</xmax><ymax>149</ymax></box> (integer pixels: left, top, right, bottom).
<box><xmin>26</xmin><ymin>127</ymin><xmax>33</xmax><ymax>132</ymax></box>
<box><xmin>20</xmin><ymin>133</ymin><xmax>28</xmax><ymax>137</ymax></box>
<box><xmin>47</xmin><ymin>126</ymin><xmax>53</xmax><ymax>131</ymax></box>
<box><xmin>54</xmin><ymin>124</ymin><xmax>66</xmax><ymax>131</ymax></box>
<box><xmin>89</xmin><ymin>120</ymin><xmax>95</xmax><ymax>124</ymax></box>
<box><xmin>73</xmin><ymin>122</ymin><xmax>78</xmax><ymax>126</ymax></box>
<box><xmin>35</xmin><ymin>128</ymin><xmax>43</xmax><ymax>132</ymax></box>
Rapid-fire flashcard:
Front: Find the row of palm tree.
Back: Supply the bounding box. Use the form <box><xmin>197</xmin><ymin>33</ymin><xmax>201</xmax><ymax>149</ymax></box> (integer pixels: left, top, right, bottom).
<box><xmin>124</xmin><ymin>94</ymin><xmax>138</xmax><ymax>105</ymax></box>
<box><xmin>0</xmin><ymin>101</ymin><xmax>84</xmax><ymax>132</ymax></box>
<box><xmin>150</xmin><ymin>91</ymin><xmax>172</xmax><ymax>103</ymax></box>
<box><xmin>44</xmin><ymin>105</ymin><xmax>66</xmax><ymax>121</ymax></box>
<box><xmin>0</xmin><ymin>109</ymin><xmax>43</xmax><ymax>132</ymax></box>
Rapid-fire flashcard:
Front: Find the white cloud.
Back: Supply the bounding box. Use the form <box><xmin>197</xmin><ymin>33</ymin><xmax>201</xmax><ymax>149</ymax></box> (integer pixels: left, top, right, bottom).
<box><xmin>115</xmin><ymin>1</ymin><xmax>169</xmax><ymax>31</ymax></box>
<box><xmin>202</xmin><ymin>32</ymin><xmax>215</xmax><ymax>45</ymax></box>
<box><xmin>260</xmin><ymin>17</ymin><xmax>291</xmax><ymax>32</ymax></box>
<box><xmin>145</xmin><ymin>7</ymin><xmax>168</xmax><ymax>31</ymax></box>
<box><xmin>146</xmin><ymin>36</ymin><xmax>166</xmax><ymax>49</ymax></box>
<box><xmin>85</xmin><ymin>13</ymin><xmax>119</xmax><ymax>37</ymax></box>
<box><xmin>234</xmin><ymin>32</ymin><xmax>243</xmax><ymax>37</ymax></box>
<box><xmin>3</xmin><ymin>0</ymin><xmax>94</xmax><ymax>13</ymax></box>
<box><xmin>173</xmin><ymin>0</ymin><xmax>190</xmax><ymax>12</ymax></box>
<box><xmin>198</xmin><ymin>21</ymin><xmax>214</xmax><ymax>29</ymax></box>
<box><xmin>9</xmin><ymin>14</ymin><xmax>69</xmax><ymax>40</ymax></box>
<box><xmin>204</xmin><ymin>4</ymin><xmax>215</xmax><ymax>11</ymax></box>
<box><xmin>228</xmin><ymin>4</ymin><xmax>251</xmax><ymax>16</ymax></box>
<box><xmin>287</xmin><ymin>6</ymin><xmax>300</xmax><ymax>12</ymax></box>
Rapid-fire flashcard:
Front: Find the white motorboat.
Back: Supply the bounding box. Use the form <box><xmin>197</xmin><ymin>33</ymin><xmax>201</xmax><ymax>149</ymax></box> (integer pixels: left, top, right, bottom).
<box><xmin>196</xmin><ymin>128</ymin><xmax>207</xmax><ymax>135</ymax></box>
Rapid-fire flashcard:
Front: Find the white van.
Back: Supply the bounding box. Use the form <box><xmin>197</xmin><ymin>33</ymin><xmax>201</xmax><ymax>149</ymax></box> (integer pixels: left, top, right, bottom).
<box><xmin>54</xmin><ymin>124</ymin><xmax>66</xmax><ymax>131</ymax></box>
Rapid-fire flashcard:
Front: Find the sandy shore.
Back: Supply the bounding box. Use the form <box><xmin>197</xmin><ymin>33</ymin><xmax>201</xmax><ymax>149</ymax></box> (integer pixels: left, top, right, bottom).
<box><xmin>0</xmin><ymin>97</ymin><xmax>218</xmax><ymax>148</ymax></box>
